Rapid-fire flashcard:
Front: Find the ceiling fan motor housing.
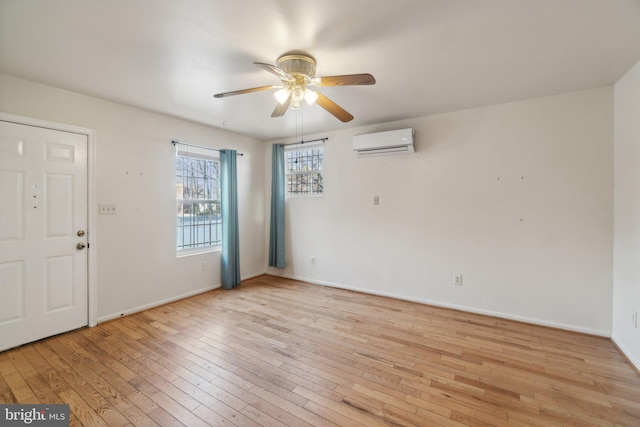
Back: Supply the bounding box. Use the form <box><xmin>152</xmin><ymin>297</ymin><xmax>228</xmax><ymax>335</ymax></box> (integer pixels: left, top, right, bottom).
<box><xmin>277</xmin><ymin>54</ymin><xmax>317</xmax><ymax>80</ymax></box>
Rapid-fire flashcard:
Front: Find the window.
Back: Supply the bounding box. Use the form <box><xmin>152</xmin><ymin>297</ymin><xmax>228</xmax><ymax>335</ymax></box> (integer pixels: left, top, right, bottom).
<box><xmin>176</xmin><ymin>149</ymin><xmax>221</xmax><ymax>253</ymax></box>
<box><xmin>285</xmin><ymin>143</ymin><xmax>324</xmax><ymax>196</ymax></box>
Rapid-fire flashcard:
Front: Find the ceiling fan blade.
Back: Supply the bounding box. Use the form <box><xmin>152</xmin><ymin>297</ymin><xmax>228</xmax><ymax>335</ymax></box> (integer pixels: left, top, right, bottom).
<box><xmin>271</xmin><ymin>94</ymin><xmax>292</xmax><ymax>117</ymax></box>
<box><xmin>213</xmin><ymin>85</ymin><xmax>279</xmax><ymax>98</ymax></box>
<box><xmin>314</xmin><ymin>73</ymin><xmax>376</xmax><ymax>86</ymax></box>
<box><xmin>316</xmin><ymin>92</ymin><xmax>354</xmax><ymax>122</ymax></box>
<box><xmin>254</xmin><ymin>62</ymin><xmax>295</xmax><ymax>82</ymax></box>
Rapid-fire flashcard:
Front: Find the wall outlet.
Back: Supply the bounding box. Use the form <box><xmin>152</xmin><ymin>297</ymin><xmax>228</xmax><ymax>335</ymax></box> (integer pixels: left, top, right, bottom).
<box><xmin>633</xmin><ymin>310</ymin><xmax>638</xmax><ymax>329</ymax></box>
<box><xmin>311</xmin><ymin>256</ymin><xmax>316</xmax><ymax>265</ymax></box>
<box><xmin>454</xmin><ymin>275</ymin><xmax>463</xmax><ymax>286</ymax></box>
<box><xmin>373</xmin><ymin>195</ymin><xmax>380</xmax><ymax>205</ymax></box>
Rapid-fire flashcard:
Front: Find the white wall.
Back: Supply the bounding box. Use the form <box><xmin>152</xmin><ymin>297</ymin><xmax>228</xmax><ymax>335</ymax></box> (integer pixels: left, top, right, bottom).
<box><xmin>0</xmin><ymin>73</ymin><xmax>265</xmax><ymax>321</ymax></box>
<box><xmin>613</xmin><ymin>59</ymin><xmax>640</xmax><ymax>369</ymax></box>
<box><xmin>266</xmin><ymin>87</ymin><xmax>614</xmax><ymax>335</ymax></box>
<box><xmin>0</xmin><ymin>72</ymin><xmax>618</xmax><ymax>339</ymax></box>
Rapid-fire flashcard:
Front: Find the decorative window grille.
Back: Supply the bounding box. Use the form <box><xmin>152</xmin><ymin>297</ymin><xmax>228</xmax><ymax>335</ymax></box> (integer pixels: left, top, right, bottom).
<box><xmin>285</xmin><ymin>144</ymin><xmax>324</xmax><ymax>195</ymax></box>
<box><xmin>176</xmin><ymin>150</ymin><xmax>221</xmax><ymax>251</ymax></box>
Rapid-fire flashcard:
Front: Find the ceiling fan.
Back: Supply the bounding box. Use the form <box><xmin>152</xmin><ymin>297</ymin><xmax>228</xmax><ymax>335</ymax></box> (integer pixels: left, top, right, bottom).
<box><xmin>213</xmin><ymin>52</ymin><xmax>376</xmax><ymax>122</ymax></box>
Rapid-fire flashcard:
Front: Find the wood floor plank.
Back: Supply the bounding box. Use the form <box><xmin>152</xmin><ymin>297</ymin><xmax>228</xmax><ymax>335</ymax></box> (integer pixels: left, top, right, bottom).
<box><xmin>0</xmin><ymin>352</ymin><xmax>39</xmax><ymax>402</ymax></box>
<box><xmin>18</xmin><ymin>345</ymin><xmax>72</xmax><ymax>396</ymax></box>
<box><xmin>59</xmin><ymin>388</ymin><xmax>110</xmax><ymax>427</ymax></box>
<box><xmin>209</xmin><ymin>400</ymin><xmax>264</xmax><ymax>427</ymax></box>
<box><xmin>1</xmin><ymin>274</ymin><xmax>639</xmax><ymax>426</ymax></box>
<box><xmin>249</xmin><ymin>383</ymin><xmax>331</xmax><ymax>427</ymax></box>
<box><xmin>39</xmin><ymin>340</ymin><xmax>133</xmax><ymax>427</ymax></box>
<box><xmin>11</xmin><ymin>348</ymin><xmax>64</xmax><ymax>406</ymax></box>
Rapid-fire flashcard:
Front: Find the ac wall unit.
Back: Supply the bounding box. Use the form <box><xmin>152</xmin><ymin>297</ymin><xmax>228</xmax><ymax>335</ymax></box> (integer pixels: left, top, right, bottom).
<box><xmin>352</xmin><ymin>128</ymin><xmax>415</xmax><ymax>157</ymax></box>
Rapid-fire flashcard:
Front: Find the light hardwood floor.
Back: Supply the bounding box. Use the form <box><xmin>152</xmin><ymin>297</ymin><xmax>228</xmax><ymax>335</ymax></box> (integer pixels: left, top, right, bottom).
<box><xmin>1</xmin><ymin>275</ymin><xmax>639</xmax><ymax>426</ymax></box>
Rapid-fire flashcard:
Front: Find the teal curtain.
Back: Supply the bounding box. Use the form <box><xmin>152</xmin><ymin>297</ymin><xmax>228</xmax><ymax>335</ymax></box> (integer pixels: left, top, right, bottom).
<box><xmin>269</xmin><ymin>144</ymin><xmax>286</xmax><ymax>268</ymax></box>
<box><xmin>220</xmin><ymin>150</ymin><xmax>241</xmax><ymax>289</ymax></box>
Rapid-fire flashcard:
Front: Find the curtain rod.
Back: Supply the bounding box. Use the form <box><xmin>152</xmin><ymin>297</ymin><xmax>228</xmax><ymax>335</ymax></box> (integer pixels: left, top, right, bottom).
<box><xmin>282</xmin><ymin>137</ymin><xmax>328</xmax><ymax>147</ymax></box>
<box><xmin>171</xmin><ymin>140</ymin><xmax>244</xmax><ymax>156</ymax></box>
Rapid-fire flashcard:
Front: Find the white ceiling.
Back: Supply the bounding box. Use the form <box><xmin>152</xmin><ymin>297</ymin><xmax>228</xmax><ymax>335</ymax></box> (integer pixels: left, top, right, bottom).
<box><xmin>1</xmin><ymin>0</ymin><xmax>639</xmax><ymax>141</ymax></box>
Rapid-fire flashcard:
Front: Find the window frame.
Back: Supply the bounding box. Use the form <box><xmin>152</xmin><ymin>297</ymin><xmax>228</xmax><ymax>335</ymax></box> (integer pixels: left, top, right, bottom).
<box><xmin>175</xmin><ymin>146</ymin><xmax>222</xmax><ymax>256</ymax></box>
<box><xmin>284</xmin><ymin>142</ymin><xmax>324</xmax><ymax>197</ymax></box>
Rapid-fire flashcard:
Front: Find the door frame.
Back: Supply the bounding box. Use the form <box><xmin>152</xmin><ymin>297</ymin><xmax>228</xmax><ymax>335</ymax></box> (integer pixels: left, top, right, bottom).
<box><xmin>0</xmin><ymin>112</ymin><xmax>98</xmax><ymax>328</ymax></box>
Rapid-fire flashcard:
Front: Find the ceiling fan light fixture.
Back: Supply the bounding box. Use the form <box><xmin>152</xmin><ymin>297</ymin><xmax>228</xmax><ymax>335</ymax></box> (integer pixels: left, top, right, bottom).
<box><xmin>290</xmin><ymin>87</ymin><xmax>305</xmax><ymax>110</ymax></box>
<box><xmin>304</xmin><ymin>89</ymin><xmax>318</xmax><ymax>105</ymax></box>
<box><xmin>274</xmin><ymin>88</ymin><xmax>290</xmax><ymax>105</ymax></box>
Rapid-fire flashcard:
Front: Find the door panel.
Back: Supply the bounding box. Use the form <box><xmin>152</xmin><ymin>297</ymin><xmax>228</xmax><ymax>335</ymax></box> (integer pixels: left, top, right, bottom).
<box><xmin>45</xmin><ymin>173</ymin><xmax>74</xmax><ymax>238</ymax></box>
<box><xmin>0</xmin><ymin>120</ymin><xmax>88</xmax><ymax>351</ymax></box>
<box><xmin>0</xmin><ymin>170</ymin><xmax>24</xmax><ymax>240</ymax></box>
<box><xmin>0</xmin><ymin>261</ymin><xmax>24</xmax><ymax>323</ymax></box>
<box><xmin>45</xmin><ymin>255</ymin><xmax>75</xmax><ymax>312</ymax></box>
<box><xmin>45</xmin><ymin>141</ymin><xmax>75</xmax><ymax>163</ymax></box>
<box><xmin>0</xmin><ymin>134</ymin><xmax>24</xmax><ymax>157</ymax></box>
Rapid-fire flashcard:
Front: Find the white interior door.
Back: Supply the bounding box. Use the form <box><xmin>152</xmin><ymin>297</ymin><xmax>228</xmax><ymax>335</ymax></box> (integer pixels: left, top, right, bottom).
<box><xmin>0</xmin><ymin>120</ymin><xmax>88</xmax><ymax>351</ymax></box>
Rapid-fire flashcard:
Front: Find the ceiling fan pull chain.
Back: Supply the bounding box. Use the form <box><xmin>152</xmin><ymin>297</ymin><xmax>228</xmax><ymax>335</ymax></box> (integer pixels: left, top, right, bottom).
<box><xmin>296</xmin><ymin>108</ymin><xmax>299</xmax><ymax>143</ymax></box>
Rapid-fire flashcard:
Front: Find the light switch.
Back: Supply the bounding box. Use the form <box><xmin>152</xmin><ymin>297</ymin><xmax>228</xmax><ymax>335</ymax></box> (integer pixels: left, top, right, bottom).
<box><xmin>99</xmin><ymin>203</ymin><xmax>118</xmax><ymax>215</ymax></box>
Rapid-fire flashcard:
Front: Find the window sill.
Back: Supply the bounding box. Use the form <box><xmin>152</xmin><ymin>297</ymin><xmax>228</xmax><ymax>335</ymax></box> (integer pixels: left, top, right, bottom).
<box><xmin>286</xmin><ymin>193</ymin><xmax>324</xmax><ymax>199</ymax></box>
<box><xmin>176</xmin><ymin>246</ymin><xmax>221</xmax><ymax>258</ymax></box>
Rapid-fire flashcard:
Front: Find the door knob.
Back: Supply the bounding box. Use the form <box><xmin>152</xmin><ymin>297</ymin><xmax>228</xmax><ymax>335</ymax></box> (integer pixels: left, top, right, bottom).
<box><xmin>76</xmin><ymin>242</ymin><xmax>86</xmax><ymax>250</ymax></box>
<box><xmin>77</xmin><ymin>230</ymin><xmax>85</xmax><ymax>237</ymax></box>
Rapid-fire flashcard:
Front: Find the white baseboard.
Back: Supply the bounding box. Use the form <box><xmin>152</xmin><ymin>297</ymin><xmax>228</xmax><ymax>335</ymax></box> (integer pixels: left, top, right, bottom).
<box><xmin>611</xmin><ymin>336</ymin><xmax>640</xmax><ymax>373</ymax></box>
<box><xmin>243</xmin><ymin>271</ymin><xmax>267</xmax><ymax>282</ymax></box>
<box><xmin>97</xmin><ymin>271</ymin><xmax>265</xmax><ymax>324</ymax></box>
<box><xmin>272</xmin><ymin>272</ymin><xmax>611</xmax><ymax>338</ymax></box>
<box><xmin>98</xmin><ymin>284</ymin><xmax>221</xmax><ymax>323</ymax></box>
